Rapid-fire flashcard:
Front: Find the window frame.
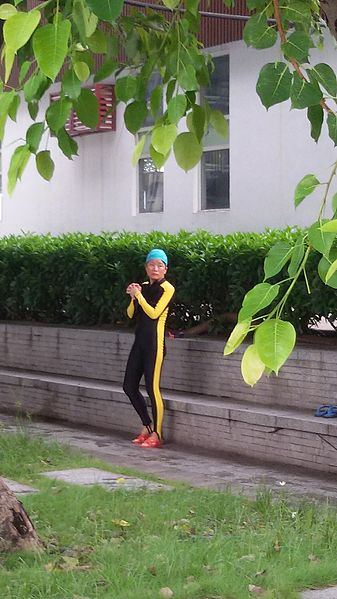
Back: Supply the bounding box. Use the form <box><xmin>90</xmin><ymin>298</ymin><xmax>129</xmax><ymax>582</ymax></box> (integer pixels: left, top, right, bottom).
<box><xmin>198</xmin><ymin>51</ymin><xmax>230</xmax><ymax>213</ymax></box>
<box><xmin>137</xmin><ymin>144</ymin><xmax>164</xmax><ymax>215</ymax></box>
<box><xmin>136</xmin><ymin>73</ymin><xmax>164</xmax><ymax>216</ymax></box>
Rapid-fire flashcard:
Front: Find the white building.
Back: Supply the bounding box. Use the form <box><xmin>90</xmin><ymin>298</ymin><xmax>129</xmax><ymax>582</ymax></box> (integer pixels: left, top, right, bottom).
<box><xmin>0</xmin><ymin>23</ymin><xmax>336</xmax><ymax>236</ymax></box>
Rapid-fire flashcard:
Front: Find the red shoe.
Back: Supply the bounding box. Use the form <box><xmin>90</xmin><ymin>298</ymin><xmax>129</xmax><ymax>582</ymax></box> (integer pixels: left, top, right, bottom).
<box><xmin>132</xmin><ymin>433</ymin><xmax>150</xmax><ymax>445</ymax></box>
<box><xmin>140</xmin><ymin>436</ymin><xmax>163</xmax><ymax>448</ymax></box>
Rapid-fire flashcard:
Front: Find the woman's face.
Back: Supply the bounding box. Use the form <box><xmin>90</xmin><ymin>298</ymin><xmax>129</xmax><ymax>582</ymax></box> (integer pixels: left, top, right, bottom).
<box><xmin>145</xmin><ymin>259</ymin><xmax>167</xmax><ymax>283</ymax></box>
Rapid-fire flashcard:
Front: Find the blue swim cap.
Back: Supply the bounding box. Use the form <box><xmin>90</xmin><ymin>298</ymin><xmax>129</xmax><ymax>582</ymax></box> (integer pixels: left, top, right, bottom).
<box><xmin>146</xmin><ymin>248</ymin><xmax>168</xmax><ymax>266</ymax></box>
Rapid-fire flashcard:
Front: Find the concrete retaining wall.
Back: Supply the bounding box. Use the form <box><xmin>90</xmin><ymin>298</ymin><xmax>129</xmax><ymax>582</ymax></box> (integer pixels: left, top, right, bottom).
<box><xmin>0</xmin><ymin>367</ymin><xmax>336</xmax><ymax>474</ymax></box>
<box><xmin>0</xmin><ymin>323</ymin><xmax>337</xmax><ymax>473</ymax></box>
<box><xmin>0</xmin><ymin>322</ymin><xmax>335</xmax><ymax>410</ymax></box>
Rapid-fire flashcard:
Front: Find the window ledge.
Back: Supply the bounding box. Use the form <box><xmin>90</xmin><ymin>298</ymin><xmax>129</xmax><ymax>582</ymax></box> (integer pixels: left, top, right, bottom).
<box><xmin>135</xmin><ymin>212</ymin><xmax>164</xmax><ymax>216</ymax></box>
<box><xmin>199</xmin><ymin>208</ymin><xmax>230</xmax><ymax>213</ymax></box>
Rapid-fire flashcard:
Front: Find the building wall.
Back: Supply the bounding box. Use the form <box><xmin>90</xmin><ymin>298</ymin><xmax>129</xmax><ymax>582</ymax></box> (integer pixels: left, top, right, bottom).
<box><xmin>0</xmin><ymin>37</ymin><xmax>335</xmax><ymax>237</ymax></box>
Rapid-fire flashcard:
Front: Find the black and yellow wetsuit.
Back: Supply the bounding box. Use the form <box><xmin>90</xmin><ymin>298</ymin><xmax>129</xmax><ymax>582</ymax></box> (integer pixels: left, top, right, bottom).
<box><xmin>123</xmin><ymin>278</ymin><xmax>175</xmax><ymax>440</ymax></box>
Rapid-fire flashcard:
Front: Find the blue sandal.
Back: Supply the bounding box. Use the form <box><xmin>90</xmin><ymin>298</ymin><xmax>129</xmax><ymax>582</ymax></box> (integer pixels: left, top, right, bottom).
<box><xmin>315</xmin><ymin>405</ymin><xmax>337</xmax><ymax>418</ymax></box>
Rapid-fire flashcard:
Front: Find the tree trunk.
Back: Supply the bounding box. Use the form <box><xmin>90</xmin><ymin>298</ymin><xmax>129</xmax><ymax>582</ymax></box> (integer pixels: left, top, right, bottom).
<box><xmin>321</xmin><ymin>0</ymin><xmax>337</xmax><ymax>42</ymax></box>
<box><xmin>0</xmin><ymin>477</ymin><xmax>43</xmax><ymax>552</ymax></box>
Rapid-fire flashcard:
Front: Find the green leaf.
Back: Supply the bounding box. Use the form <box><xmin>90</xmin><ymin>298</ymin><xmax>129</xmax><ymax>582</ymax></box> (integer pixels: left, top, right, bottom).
<box><xmin>8</xmin><ymin>93</ymin><xmax>20</xmax><ymax>121</ymax></box>
<box><xmin>23</xmin><ymin>71</ymin><xmax>49</xmax><ymax>103</ymax></box>
<box><xmin>209</xmin><ymin>110</ymin><xmax>229</xmax><ymax>141</ymax></box>
<box><xmin>115</xmin><ymin>76</ymin><xmax>138</xmax><ymax>103</ymax></box>
<box><xmin>178</xmin><ymin>64</ymin><xmax>198</xmax><ymax>91</ymax></box>
<box><xmin>294</xmin><ymin>174</ymin><xmax>320</xmax><ymax>208</ymax></box>
<box><xmin>75</xmin><ymin>88</ymin><xmax>99</xmax><ymax>129</ymax></box>
<box><xmin>291</xmin><ymin>73</ymin><xmax>323</xmax><ymax>109</ymax></box>
<box><xmin>321</xmin><ymin>219</ymin><xmax>337</xmax><ymax>233</ymax></box>
<box><xmin>255</xmin><ymin>319</ymin><xmax>296</xmax><ymax>374</ymax></box>
<box><xmin>8</xmin><ymin>144</ymin><xmax>31</xmax><ymax>195</ymax></box>
<box><xmin>167</xmin><ymin>95</ymin><xmax>187</xmax><ymax>124</ymax></box>
<box><xmin>283</xmin><ymin>1</ymin><xmax>311</xmax><ymax>23</ymax></box>
<box><xmin>94</xmin><ymin>59</ymin><xmax>117</xmax><ymax>83</ymax></box>
<box><xmin>124</xmin><ymin>101</ymin><xmax>148</xmax><ymax>134</ymax></box>
<box><xmin>288</xmin><ymin>237</ymin><xmax>305</xmax><ymax>278</ymax></box>
<box><xmin>46</xmin><ymin>97</ymin><xmax>72</xmax><ymax>133</ymax></box>
<box><xmin>256</xmin><ymin>62</ymin><xmax>292</xmax><ymax>109</ymax></box>
<box><xmin>0</xmin><ymin>4</ymin><xmax>17</xmax><ymax>19</ymax></box>
<box><xmin>150</xmin><ymin>85</ymin><xmax>162</xmax><ymax>118</ymax></box>
<box><xmin>4</xmin><ymin>10</ymin><xmax>40</xmax><ymax>52</ymax></box>
<box><xmin>26</xmin><ymin>121</ymin><xmax>44</xmax><ymax>153</ymax></box>
<box><xmin>28</xmin><ymin>101</ymin><xmax>39</xmax><ymax>121</ymax></box>
<box><xmin>327</xmin><ymin>113</ymin><xmax>337</xmax><ymax>146</ymax></box>
<box><xmin>325</xmin><ymin>257</ymin><xmax>337</xmax><ymax>283</ymax></box>
<box><xmin>125</xmin><ymin>30</ymin><xmax>141</xmax><ymax>61</ymax></box>
<box><xmin>152</xmin><ymin>124</ymin><xmax>177</xmax><ymax>155</ymax></box>
<box><xmin>86</xmin><ymin>0</ymin><xmax>124</xmax><ymax>22</ymax></box>
<box><xmin>162</xmin><ymin>0</ymin><xmax>180</xmax><ymax>8</ymax></box>
<box><xmin>186</xmin><ymin>0</ymin><xmax>199</xmax><ymax>16</ymax></box>
<box><xmin>150</xmin><ymin>144</ymin><xmax>170</xmax><ymax>169</ymax></box>
<box><xmin>36</xmin><ymin>150</ymin><xmax>54</xmax><ymax>181</ymax></box>
<box><xmin>318</xmin><ymin>251</ymin><xmax>337</xmax><ymax>289</ymax></box>
<box><xmin>186</xmin><ymin>104</ymin><xmax>205</xmax><ymax>142</ymax></box>
<box><xmin>243</xmin><ymin>15</ymin><xmax>277</xmax><ymax>49</ymax></box>
<box><xmin>0</xmin><ymin>90</ymin><xmax>16</xmax><ymax>119</ymax></box>
<box><xmin>264</xmin><ymin>241</ymin><xmax>293</xmax><ymax>279</ymax></box>
<box><xmin>310</xmin><ymin>63</ymin><xmax>337</xmax><ymax>97</ymax></box>
<box><xmin>61</xmin><ymin>69</ymin><xmax>82</xmax><ymax>100</ymax></box>
<box><xmin>57</xmin><ymin>127</ymin><xmax>78</xmax><ymax>159</ymax></box>
<box><xmin>224</xmin><ymin>319</ymin><xmax>251</xmax><ymax>356</ymax></box>
<box><xmin>87</xmin><ymin>30</ymin><xmax>107</xmax><ymax>54</ymax></box>
<box><xmin>166</xmin><ymin>79</ymin><xmax>176</xmax><ymax>104</ymax></box>
<box><xmin>308</xmin><ymin>220</ymin><xmax>336</xmax><ymax>256</ymax></box>
<box><xmin>33</xmin><ymin>20</ymin><xmax>71</xmax><ymax>81</ymax></box>
<box><xmin>238</xmin><ymin>283</ymin><xmax>280</xmax><ymax>322</ymax></box>
<box><xmin>241</xmin><ymin>344</ymin><xmax>265</xmax><ymax>387</ymax></box>
<box><xmin>4</xmin><ymin>47</ymin><xmax>15</xmax><ymax>83</ymax></box>
<box><xmin>0</xmin><ymin>113</ymin><xmax>7</xmax><ymax>141</ymax></box>
<box><xmin>173</xmin><ymin>132</ymin><xmax>202</xmax><ymax>171</ymax></box>
<box><xmin>132</xmin><ymin>135</ymin><xmax>146</xmax><ymax>167</ymax></box>
<box><xmin>307</xmin><ymin>105</ymin><xmax>323</xmax><ymax>143</ymax></box>
<box><xmin>73</xmin><ymin>61</ymin><xmax>90</xmax><ymax>82</ymax></box>
<box><xmin>19</xmin><ymin>60</ymin><xmax>31</xmax><ymax>85</ymax></box>
<box><xmin>73</xmin><ymin>0</ymin><xmax>98</xmax><ymax>40</ymax></box>
<box><xmin>281</xmin><ymin>31</ymin><xmax>311</xmax><ymax>64</ymax></box>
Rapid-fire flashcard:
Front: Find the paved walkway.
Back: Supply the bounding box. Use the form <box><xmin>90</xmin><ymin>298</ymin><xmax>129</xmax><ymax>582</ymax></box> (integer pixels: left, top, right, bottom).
<box><xmin>2</xmin><ymin>412</ymin><xmax>337</xmax><ymax>503</ymax></box>
<box><xmin>2</xmin><ymin>412</ymin><xmax>337</xmax><ymax>599</ymax></box>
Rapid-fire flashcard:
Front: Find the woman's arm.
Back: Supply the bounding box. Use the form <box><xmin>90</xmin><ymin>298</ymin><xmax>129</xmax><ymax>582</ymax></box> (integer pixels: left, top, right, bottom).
<box><xmin>127</xmin><ymin>299</ymin><xmax>135</xmax><ymax>319</ymax></box>
<box><xmin>134</xmin><ymin>281</ymin><xmax>175</xmax><ymax>320</ymax></box>
<box><xmin>126</xmin><ymin>283</ymin><xmax>142</xmax><ymax>319</ymax></box>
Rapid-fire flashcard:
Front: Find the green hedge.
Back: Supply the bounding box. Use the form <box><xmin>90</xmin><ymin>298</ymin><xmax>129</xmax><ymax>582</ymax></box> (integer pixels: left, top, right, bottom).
<box><xmin>0</xmin><ymin>229</ymin><xmax>334</xmax><ymax>333</ymax></box>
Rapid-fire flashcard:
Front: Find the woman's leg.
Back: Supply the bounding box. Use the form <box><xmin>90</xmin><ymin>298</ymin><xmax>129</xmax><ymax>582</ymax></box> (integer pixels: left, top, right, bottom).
<box><xmin>143</xmin><ymin>341</ymin><xmax>165</xmax><ymax>441</ymax></box>
<box><xmin>123</xmin><ymin>342</ymin><xmax>152</xmax><ymax>429</ymax></box>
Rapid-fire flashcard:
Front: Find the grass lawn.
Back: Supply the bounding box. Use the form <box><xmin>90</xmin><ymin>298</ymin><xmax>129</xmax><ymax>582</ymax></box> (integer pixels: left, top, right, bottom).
<box><xmin>1</xmin><ymin>428</ymin><xmax>337</xmax><ymax>599</ymax></box>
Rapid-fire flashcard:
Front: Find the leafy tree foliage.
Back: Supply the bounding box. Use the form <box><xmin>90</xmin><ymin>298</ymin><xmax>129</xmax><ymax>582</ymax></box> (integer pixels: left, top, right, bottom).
<box><xmin>0</xmin><ymin>0</ymin><xmax>229</xmax><ymax>187</ymax></box>
<box><xmin>1</xmin><ymin>0</ymin><xmax>337</xmax><ymax>383</ymax></box>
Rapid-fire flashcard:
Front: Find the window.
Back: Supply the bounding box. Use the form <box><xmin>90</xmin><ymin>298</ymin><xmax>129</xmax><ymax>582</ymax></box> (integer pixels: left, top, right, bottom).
<box><xmin>138</xmin><ymin>73</ymin><xmax>163</xmax><ymax>214</ymax></box>
<box><xmin>139</xmin><ymin>145</ymin><xmax>164</xmax><ymax>213</ymax></box>
<box><xmin>201</xmin><ymin>55</ymin><xmax>229</xmax><ymax>210</ymax></box>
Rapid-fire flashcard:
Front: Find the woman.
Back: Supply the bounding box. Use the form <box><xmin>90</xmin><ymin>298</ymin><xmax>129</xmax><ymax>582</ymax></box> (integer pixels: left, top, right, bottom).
<box><xmin>123</xmin><ymin>248</ymin><xmax>175</xmax><ymax>448</ymax></box>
